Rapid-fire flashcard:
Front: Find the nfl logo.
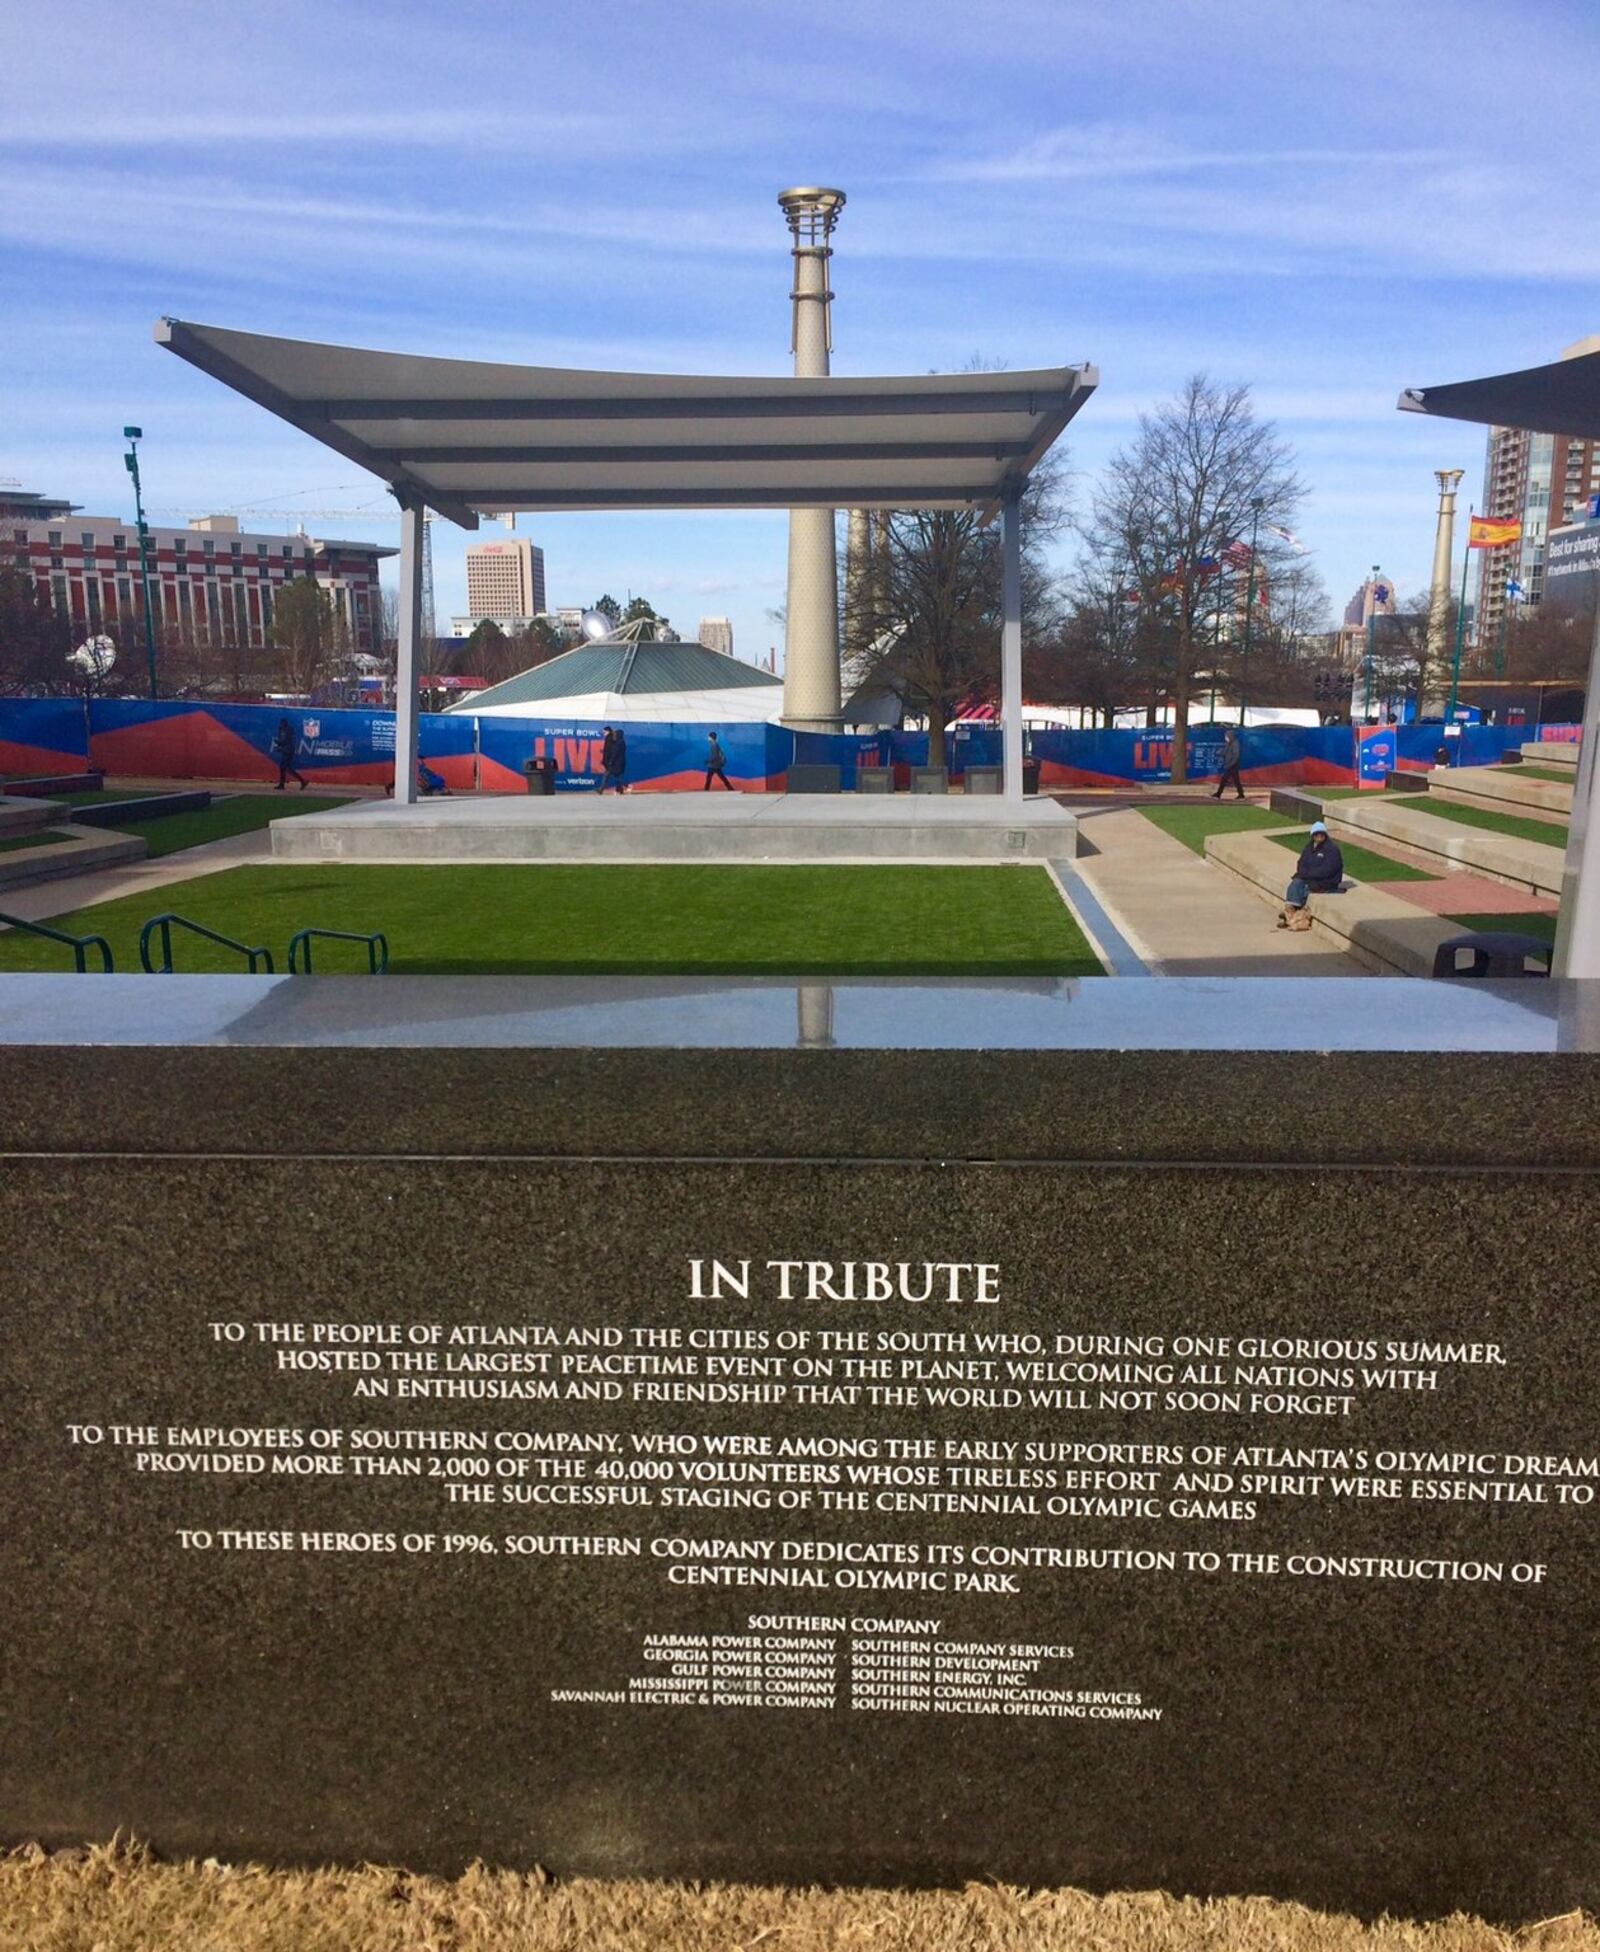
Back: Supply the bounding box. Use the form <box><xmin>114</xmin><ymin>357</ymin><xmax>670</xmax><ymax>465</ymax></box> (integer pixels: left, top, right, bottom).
<box><xmin>303</xmin><ymin>718</ymin><xmax>321</xmax><ymax>739</ymax></box>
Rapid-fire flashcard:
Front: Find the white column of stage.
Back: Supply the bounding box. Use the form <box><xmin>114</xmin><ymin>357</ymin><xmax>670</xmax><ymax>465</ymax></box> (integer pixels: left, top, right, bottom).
<box><xmin>393</xmin><ymin>499</ymin><xmax>425</xmax><ymax>806</ymax></box>
<box><xmin>1001</xmin><ymin>488</ymin><xmax>1024</xmax><ymax>805</ymax></box>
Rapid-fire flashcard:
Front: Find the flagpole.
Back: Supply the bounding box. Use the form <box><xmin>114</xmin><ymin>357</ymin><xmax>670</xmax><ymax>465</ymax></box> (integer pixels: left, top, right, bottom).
<box><xmin>1446</xmin><ymin>506</ymin><xmax>1473</xmax><ymax>722</ymax></box>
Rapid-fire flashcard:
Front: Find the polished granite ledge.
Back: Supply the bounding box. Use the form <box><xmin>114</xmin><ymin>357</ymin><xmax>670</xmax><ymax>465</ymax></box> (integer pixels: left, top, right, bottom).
<box><xmin>2</xmin><ymin>974</ymin><xmax>1600</xmax><ymax>1167</ymax></box>
<box><xmin>0</xmin><ymin>972</ymin><xmax>1594</xmax><ymax>1052</ymax></box>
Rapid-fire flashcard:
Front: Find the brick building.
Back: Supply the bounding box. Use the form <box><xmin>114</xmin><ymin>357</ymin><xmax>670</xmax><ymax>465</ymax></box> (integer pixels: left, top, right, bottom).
<box><xmin>6</xmin><ymin>496</ymin><xmax>394</xmax><ymax>653</ymax></box>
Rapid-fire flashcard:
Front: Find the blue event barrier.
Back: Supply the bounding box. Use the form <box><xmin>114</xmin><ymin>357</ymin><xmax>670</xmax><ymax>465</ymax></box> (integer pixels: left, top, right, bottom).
<box><xmin>0</xmin><ymin>697</ymin><xmax>1579</xmax><ymax>793</ymax></box>
<box><xmin>0</xmin><ymin>696</ymin><xmax>91</xmax><ymax>770</ymax></box>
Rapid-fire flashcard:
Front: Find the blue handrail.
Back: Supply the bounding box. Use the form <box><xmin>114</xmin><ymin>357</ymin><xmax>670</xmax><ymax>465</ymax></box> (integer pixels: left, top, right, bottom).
<box><xmin>139</xmin><ymin>914</ymin><xmax>274</xmax><ymax>974</ymax></box>
<box><xmin>0</xmin><ymin>909</ymin><xmax>114</xmax><ymax>972</ymax></box>
<box><xmin>288</xmin><ymin>927</ymin><xmax>389</xmax><ymax>974</ymax></box>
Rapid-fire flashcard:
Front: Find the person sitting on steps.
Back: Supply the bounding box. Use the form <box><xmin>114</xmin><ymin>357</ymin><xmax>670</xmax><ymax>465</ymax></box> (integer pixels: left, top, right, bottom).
<box><xmin>1277</xmin><ymin>819</ymin><xmax>1344</xmax><ymax>931</ymax></box>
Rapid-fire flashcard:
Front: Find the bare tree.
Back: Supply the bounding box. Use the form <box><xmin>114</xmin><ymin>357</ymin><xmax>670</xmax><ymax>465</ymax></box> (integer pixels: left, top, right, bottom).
<box><xmin>1088</xmin><ymin>376</ymin><xmax>1303</xmax><ymax>779</ymax></box>
<box><xmin>0</xmin><ymin>566</ymin><xmax>73</xmax><ymax>694</ymax></box>
<box><xmin>846</xmin><ymin>458</ymin><xmax>1067</xmax><ymax>767</ymax></box>
<box><xmin>269</xmin><ymin>576</ymin><xmax>337</xmax><ymax>695</ymax></box>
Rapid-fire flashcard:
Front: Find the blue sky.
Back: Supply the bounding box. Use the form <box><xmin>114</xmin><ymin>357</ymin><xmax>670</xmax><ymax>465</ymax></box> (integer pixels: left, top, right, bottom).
<box><xmin>5</xmin><ymin>0</ymin><xmax>1597</xmax><ymax>662</ymax></box>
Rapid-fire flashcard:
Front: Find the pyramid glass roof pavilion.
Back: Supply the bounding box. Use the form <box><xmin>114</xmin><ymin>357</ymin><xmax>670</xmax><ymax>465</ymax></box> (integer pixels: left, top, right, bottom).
<box><xmin>158</xmin><ymin>318</ymin><xmax>1096</xmax><ymax>801</ymax></box>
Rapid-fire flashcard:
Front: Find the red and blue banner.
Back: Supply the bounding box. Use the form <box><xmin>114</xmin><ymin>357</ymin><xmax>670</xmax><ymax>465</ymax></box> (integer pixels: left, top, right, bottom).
<box><xmin>0</xmin><ymin>699</ymin><xmax>1560</xmax><ymax>794</ymax></box>
<box><xmin>1357</xmin><ymin>724</ymin><xmax>1399</xmax><ymax>788</ymax></box>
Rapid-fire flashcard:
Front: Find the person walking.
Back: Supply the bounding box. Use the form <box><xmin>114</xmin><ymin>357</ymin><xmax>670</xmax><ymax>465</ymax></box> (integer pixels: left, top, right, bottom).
<box><xmin>600</xmin><ymin>725</ymin><xmax>628</xmax><ymax>794</ymax></box>
<box><xmin>1213</xmin><ymin>725</ymin><xmax>1245</xmax><ymax>801</ymax></box>
<box><xmin>1276</xmin><ymin>819</ymin><xmax>1344</xmax><ymax>930</ymax></box>
<box><xmin>704</xmin><ymin>732</ymin><xmax>733</xmax><ymax>790</ymax></box>
<box><xmin>272</xmin><ymin>714</ymin><xmax>308</xmax><ymax>791</ymax></box>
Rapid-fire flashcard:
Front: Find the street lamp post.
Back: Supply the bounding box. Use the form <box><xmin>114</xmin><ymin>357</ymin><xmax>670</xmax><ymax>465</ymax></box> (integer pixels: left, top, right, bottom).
<box><xmin>1363</xmin><ymin>563</ymin><xmax>1381</xmax><ymax>720</ymax></box>
<box><xmin>123</xmin><ymin>427</ymin><xmax>160</xmax><ymax>700</ymax></box>
<box><xmin>1209</xmin><ymin>508</ymin><xmax>1232</xmax><ymax>721</ymax></box>
<box><xmin>1239</xmin><ymin>498</ymin><xmax>1264</xmax><ymax>724</ymax></box>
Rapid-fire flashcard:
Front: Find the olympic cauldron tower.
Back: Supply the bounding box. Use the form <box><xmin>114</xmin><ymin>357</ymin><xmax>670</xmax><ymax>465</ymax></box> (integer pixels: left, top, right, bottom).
<box><xmin>778</xmin><ymin>187</ymin><xmax>846</xmax><ymax>729</ymax></box>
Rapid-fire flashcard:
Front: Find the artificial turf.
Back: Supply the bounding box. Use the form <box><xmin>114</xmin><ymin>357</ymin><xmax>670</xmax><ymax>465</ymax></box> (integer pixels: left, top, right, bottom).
<box><xmin>1266</xmin><ymin>832</ymin><xmax>1434</xmax><ymax>881</ymax></box>
<box><xmin>1403</xmin><ymin>797</ymin><xmax>1569</xmax><ymax>846</ymax></box>
<box><xmin>0</xmin><ymin>830</ymin><xmax>74</xmax><ymax>854</ymax></box>
<box><xmin>1136</xmin><ymin>803</ymin><xmax>1290</xmax><ymax>855</ymax></box>
<box><xmin>1446</xmin><ymin>911</ymin><xmax>1558</xmax><ymax>945</ymax></box>
<box><xmin>1502</xmin><ymin>765</ymin><xmax>1575</xmax><ymax>785</ymax></box>
<box><xmin>115</xmin><ymin>794</ymin><xmax>352</xmax><ymax>858</ymax></box>
<box><xmin>0</xmin><ymin>863</ymin><xmax>1102</xmax><ymax>977</ymax></box>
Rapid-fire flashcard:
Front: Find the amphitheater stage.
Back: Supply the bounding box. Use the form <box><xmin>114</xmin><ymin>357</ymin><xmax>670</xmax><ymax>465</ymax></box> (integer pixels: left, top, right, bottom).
<box><xmin>269</xmin><ymin>792</ymin><xmax>1079</xmax><ymax>865</ymax></box>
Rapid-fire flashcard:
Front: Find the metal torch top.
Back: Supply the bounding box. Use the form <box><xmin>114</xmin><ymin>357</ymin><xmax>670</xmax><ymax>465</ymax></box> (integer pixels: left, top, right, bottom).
<box><xmin>778</xmin><ymin>187</ymin><xmax>847</xmax><ymax>243</ymax></box>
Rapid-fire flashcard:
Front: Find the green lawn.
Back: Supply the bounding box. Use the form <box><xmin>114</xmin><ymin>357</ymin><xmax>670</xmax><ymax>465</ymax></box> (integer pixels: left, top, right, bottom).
<box><xmin>1137</xmin><ymin>803</ymin><xmax>1292</xmax><ymax>855</ymax></box>
<box><xmin>0</xmin><ymin>830</ymin><xmax>75</xmax><ymax>855</ymax></box>
<box><xmin>1266</xmin><ymin>832</ymin><xmax>1434</xmax><ymax>882</ymax></box>
<box><xmin>116</xmin><ymin>794</ymin><xmax>353</xmax><ymax>859</ymax></box>
<box><xmin>1446</xmin><ymin>911</ymin><xmax>1558</xmax><ymax>945</ymax></box>
<box><xmin>1405</xmin><ymin>798</ymin><xmax>1568</xmax><ymax>847</ymax></box>
<box><xmin>0</xmin><ymin>864</ymin><xmax>1101</xmax><ymax>977</ymax></box>
<box><xmin>1504</xmin><ymin>765</ymin><xmax>1576</xmax><ymax>785</ymax></box>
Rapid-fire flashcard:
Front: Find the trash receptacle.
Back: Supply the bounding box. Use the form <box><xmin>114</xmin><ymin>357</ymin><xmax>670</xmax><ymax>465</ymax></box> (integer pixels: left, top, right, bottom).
<box><xmin>524</xmin><ymin>757</ymin><xmax>557</xmax><ymax>796</ymax></box>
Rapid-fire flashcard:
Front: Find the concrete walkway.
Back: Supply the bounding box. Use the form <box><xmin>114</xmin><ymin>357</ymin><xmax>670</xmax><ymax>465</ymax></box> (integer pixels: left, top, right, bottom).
<box><xmin>0</xmin><ymin>828</ymin><xmax>274</xmax><ymax>925</ymax></box>
<box><xmin>1070</xmin><ymin>807</ymin><xmax>1368</xmax><ymax>977</ymax></box>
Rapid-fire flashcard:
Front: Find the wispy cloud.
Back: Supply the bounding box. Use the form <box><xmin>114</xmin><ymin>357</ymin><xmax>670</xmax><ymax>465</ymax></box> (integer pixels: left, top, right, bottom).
<box><xmin>927</xmin><ymin>125</ymin><xmax>1452</xmax><ymax>184</ymax></box>
<box><xmin>0</xmin><ymin>108</ymin><xmax>613</xmax><ymax>149</ymax></box>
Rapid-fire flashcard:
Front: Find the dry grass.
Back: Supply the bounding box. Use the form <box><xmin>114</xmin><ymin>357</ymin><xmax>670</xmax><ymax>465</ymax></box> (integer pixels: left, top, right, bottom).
<box><xmin>1</xmin><ymin>1844</ymin><xmax>1595</xmax><ymax>1952</ymax></box>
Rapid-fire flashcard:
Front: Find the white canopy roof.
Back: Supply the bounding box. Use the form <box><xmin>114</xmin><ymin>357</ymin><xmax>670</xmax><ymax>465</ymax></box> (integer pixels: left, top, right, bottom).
<box><xmin>156</xmin><ymin>318</ymin><xmax>1096</xmax><ymax>530</ymax></box>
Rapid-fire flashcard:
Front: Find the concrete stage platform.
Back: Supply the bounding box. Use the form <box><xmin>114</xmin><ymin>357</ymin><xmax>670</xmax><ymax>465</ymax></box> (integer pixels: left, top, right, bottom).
<box><xmin>270</xmin><ymin>792</ymin><xmax>1079</xmax><ymax>865</ymax></box>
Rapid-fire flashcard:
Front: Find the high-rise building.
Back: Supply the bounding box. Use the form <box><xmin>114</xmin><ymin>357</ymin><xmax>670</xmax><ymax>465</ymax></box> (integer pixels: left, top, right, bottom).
<box><xmin>698</xmin><ymin>616</ymin><xmax>734</xmax><ymax>657</ymax></box>
<box><xmin>1475</xmin><ymin>335</ymin><xmax>1600</xmax><ymax>645</ymax></box>
<box><xmin>8</xmin><ymin>501</ymin><xmax>393</xmax><ymax>651</ymax></box>
<box><xmin>466</xmin><ymin>538</ymin><xmax>546</xmax><ymax>620</ymax></box>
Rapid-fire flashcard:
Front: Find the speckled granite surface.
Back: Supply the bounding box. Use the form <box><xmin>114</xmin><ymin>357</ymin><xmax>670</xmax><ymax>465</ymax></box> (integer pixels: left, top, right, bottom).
<box><xmin>1</xmin><ymin>977</ymin><xmax>1596</xmax><ymax>1919</ymax></box>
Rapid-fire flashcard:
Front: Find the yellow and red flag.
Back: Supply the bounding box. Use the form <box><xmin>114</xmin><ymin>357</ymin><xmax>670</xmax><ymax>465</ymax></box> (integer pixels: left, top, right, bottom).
<box><xmin>1469</xmin><ymin>515</ymin><xmax>1522</xmax><ymax>549</ymax></box>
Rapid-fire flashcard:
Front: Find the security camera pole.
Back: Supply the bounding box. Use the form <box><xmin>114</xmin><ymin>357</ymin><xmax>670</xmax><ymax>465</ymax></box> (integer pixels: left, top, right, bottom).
<box><xmin>778</xmin><ymin>188</ymin><xmax>846</xmax><ymax>730</ymax></box>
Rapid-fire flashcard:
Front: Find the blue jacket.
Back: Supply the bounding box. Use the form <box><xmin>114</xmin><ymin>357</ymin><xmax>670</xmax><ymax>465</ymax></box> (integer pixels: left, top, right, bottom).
<box><xmin>1296</xmin><ymin>837</ymin><xmax>1344</xmax><ymax>892</ymax></box>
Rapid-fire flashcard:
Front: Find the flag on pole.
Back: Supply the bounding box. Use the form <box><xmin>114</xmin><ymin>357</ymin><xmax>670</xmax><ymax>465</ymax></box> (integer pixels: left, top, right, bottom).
<box><xmin>1222</xmin><ymin>541</ymin><xmax>1254</xmax><ymax>568</ymax></box>
<box><xmin>1469</xmin><ymin>515</ymin><xmax>1522</xmax><ymax>548</ymax></box>
<box><xmin>1265</xmin><ymin>523</ymin><xmax>1308</xmax><ymax>553</ymax></box>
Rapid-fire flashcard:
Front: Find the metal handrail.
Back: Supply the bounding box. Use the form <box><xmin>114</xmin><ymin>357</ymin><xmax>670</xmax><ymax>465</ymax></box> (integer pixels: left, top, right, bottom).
<box><xmin>139</xmin><ymin>913</ymin><xmax>275</xmax><ymax>974</ymax></box>
<box><xmin>0</xmin><ymin>910</ymin><xmax>114</xmax><ymax>972</ymax></box>
<box><xmin>288</xmin><ymin>927</ymin><xmax>389</xmax><ymax>975</ymax></box>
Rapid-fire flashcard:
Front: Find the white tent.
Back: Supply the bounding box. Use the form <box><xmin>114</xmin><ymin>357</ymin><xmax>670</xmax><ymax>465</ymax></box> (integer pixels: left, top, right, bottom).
<box><xmin>453</xmin><ymin>635</ymin><xmax>785</xmax><ymax>725</ymax></box>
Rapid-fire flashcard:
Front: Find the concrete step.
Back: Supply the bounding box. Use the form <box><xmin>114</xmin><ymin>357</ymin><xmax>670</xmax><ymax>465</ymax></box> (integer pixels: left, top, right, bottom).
<box><xmin>1312</xmin><ymin>795</ymin><xmax>1564</xmax><ymax>898</ymax></box>
<box><xmin>0</xmin><ymin>795</ymin><xmax>56</xmax><ymax>839</ymax></box>
<box><xmin>0</xmin><ymin>825</ymin><xmax>147</xmax><ymax>893</ymax></box>
<box><xmin>1427</xmin><ymin>766</ymin><xmax>1570</xmax><ymax>823</ymax></box>
<box><xmin>1205</xmin><ymin>829</ymin><xmax>1464</xmax><ymax>976</ymax></box>
<box><xmin>1520</xmin><ymin>741</ymin><xmax>1579</xmax><ymax>770</ymax></box>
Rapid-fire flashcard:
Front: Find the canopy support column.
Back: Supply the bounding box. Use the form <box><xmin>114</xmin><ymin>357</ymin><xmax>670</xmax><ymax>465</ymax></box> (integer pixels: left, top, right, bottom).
<box><xmin>1553</xmin><ymin>599</ymin><xmax>1600</xmax><ymax>975</ymax></box>
<box><xmin>1001</xmin><ymin>486</ymin><xmax>1024</xmax><ymax>805</ymax></box>
<box><xmin>393</xmin><ymin>497</ymin><xmax>424</xmax><ymax>807</ymax></box>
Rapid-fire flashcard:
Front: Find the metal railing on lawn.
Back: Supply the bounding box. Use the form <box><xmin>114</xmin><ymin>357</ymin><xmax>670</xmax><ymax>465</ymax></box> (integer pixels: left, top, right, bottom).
<box><xmin>288</xmin><ymin>927</ymin><xmax>389</xmax><ymax>974</ymax></box>
<box><xmin>0</xmin><ymin>910</ymin><xmax>115</xmax><ymax>972</ymax></box>
<box><xmin>139</xmin><ymin>914</ymin><xmax>275</xmax><ymax>974</ymax></box>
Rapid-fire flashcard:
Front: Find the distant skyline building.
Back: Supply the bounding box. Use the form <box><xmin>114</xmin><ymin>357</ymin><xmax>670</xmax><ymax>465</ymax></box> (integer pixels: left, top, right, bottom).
<box><xmin>698</xmin><ymin>615</ymin><xmax>734</xmax><ymax>657</ymax></box>
<box><xmin>8</xmin><ymin>498</ymin><xmax>393</xmax><ymax>651</ymax></box>
<box><xmin>1475</xmin><ymin>334</ymin><xmax>1600</xmax><ymax>646</ymax></box>
<box><xmin>1336</xmin><ymin>569</ymin><xmax>1397</xmax><ymax>666</ymax></box>
<box><xmin>465</xmin><ymin>537</ymin><xmax>546</xmax><ymax>620</ymax></box>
